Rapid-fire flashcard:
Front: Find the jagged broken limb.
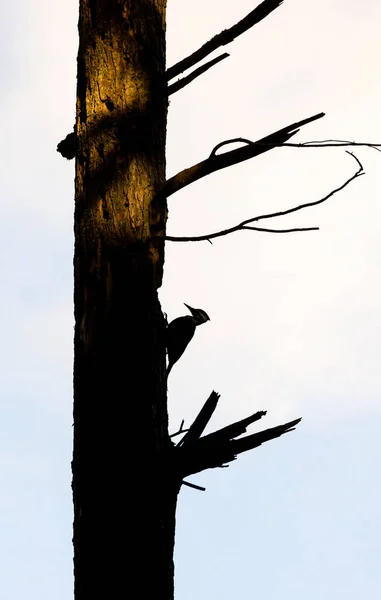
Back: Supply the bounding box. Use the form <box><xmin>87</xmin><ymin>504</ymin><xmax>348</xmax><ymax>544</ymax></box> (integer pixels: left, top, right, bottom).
<box><xmin>171</xmin><ymin>390</ymin><xmax>301</xmax><ymax>485</ymax></box>
<box><xmin>177</xmin><ymin>391</ymin><xmax>220</xmax><ymax>448</ymax></box>
<box><xmin>157</xmin><ymin>112</ymin><xmax>325</xmax><ymax>200</ymax></box>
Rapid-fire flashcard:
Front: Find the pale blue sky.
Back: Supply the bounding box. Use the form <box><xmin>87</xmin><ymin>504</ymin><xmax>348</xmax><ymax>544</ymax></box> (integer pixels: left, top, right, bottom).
<box><xmin>1</xmin><ymin>1</ymin><xmax>381</xmax><ymax>599</ymax></box>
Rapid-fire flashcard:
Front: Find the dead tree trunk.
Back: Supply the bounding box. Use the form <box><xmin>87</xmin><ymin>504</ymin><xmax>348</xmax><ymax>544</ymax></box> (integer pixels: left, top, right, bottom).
<box><xmin>68</xmin><ymin>1</ymin><xmax>367</xmax><ymax>599</ymax></box>
<box><xmin>73</xmin><ymin>2</ymin><xmax>174</xmax><ymax>599</ymax></box>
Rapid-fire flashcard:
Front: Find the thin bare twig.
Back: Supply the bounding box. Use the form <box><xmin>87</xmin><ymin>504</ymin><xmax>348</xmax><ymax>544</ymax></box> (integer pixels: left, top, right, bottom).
<box><xmin>243</xmin><ymin>226</ymin><xmax>318</xmax><ymax>233</ymax></box>
<box><xmin>157</xmin><ymin>112</ymin><xmax>325</xmax><ymax>201</ymax></box>
<box><xmin>182</xmin><ymin>480</ymin><xmax>206</xmax><ymax>491</ymax></box>
<box><xmin>209</xmin><ymin>137</ymin><xmax>381</xmax><ymax>158</ymax></box>
<box><xmin>170</xmin><ymin>420</ymin><xmax>189</xmax><ymax>438</ymax></box>
<box><xmin>165</xmin><ymin>152</ymin><xmax>364</xmax><ymax>243</ymax></box>
<box><xmin>168</xmin><ymin>53</ymin><xmax>229</xmax><ymax>96</ymax></box>
<box><xmin>210</xmin><ymin>137</ymin><xmax>256</xmax><ymax>157</ymax></box>
<box><xmin>291</xmin><ymin>139</ymin><xmax>381</xmax><ymax>151</ymax></box>
<box><xmin>166</xmin><ymin>226</ymin><xmax>319</xmax><ymax>242</ymax></box>
<box><xmin>166</xmin><ymin>0</ymin><xmax>284</xmax><ymax>81</ymax></box>
<box><xmin>209</xmin><ymin>137</ymin><xmax>381</xmax><ymax>152</ymax></box>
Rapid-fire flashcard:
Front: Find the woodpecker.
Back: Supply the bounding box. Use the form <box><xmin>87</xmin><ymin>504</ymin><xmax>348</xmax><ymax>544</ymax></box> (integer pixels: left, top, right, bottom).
<box><xmin>166</xmin><ymin>303</ymin><xmax>210</xmax><ymax>376</ymax></box>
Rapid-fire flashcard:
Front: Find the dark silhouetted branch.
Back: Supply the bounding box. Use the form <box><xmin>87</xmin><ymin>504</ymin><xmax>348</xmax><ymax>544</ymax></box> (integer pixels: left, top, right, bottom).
<box><xmin>231</xmin><ymin>419</ymin><xmax>301</xmax><ymax>456</ymax></box>
<box><xmin>200</xmin><ymin>410</ymin><xmax>267</xmax><ymax>446</ymax></box>
<box><xmin>210</xmin><ymin>137</ymin><xmax>381</xmax><ymax>152</ymax></box>
<box><xmin>165</xmin><ymin>152</ymin><xmax>364</xmax><ymax>243</ymax></box>
<box><xmin>209</xmin><ymin>137</ymin><xmax>257</xmax><ymax>157</ymax></box>
<box><xmin>182</xmin><ymin>480</ymin><xmax>206</xmax><ymax>492</ymax></box>
<box><xmin>178</xmin><ymin>391</ymin><xmax>220</xmax><ymax>448</ymax></box>
<box><xmin>172</xmin><ymin>390</ymin><xmax>301</xmax><ymax>481</ymax></box>
<box><xmin>178</xmin><ymin>410</ymin><xmax>302</xmax><ymax>477</ymax></box>
<box><xmin>158</xmin><ymin>112</ymin><xmax>325</xmax><ymax>200</ymax></box>
<box><xmin>181</xmin><ymin>418</ymin><xmax>302</xmax><ymax>476</ymax></box>
<box><xmin>169</xmin><ymin>419</ymin><xmax>189</xmax><ymax>438</ymax></box>
<box><xmin>166</xmin><ymin>0</ymin><xmax>284</xmax><ymax>81</ymax></box>
<box><xmin>168</xmin><ymin>53</ymin><xmax>229</xmax><ymax>96</ymax></box>
<box><xmin>245</xmin><ymin>226</ymin><xmax>318</xmax><ymax>233</ymax></box>
<box><xmin>166</xmin><ymin>226</ymin><xmax>318</xmax><ymax>243</ymax></box>
<box><xmin>283</xmin><ymin>139</ymin><xmax>381</xmax><ymax>151</ymax></box>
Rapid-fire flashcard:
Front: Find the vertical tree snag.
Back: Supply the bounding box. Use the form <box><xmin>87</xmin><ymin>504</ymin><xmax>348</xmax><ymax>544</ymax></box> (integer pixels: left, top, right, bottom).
<box><xmin>73</xmin><ymin>2</ymin><xmax>172</xmax><ymax>600</ymax></box>
<box><xmin>68</xmin><ymin>2</ymin><xmax>373</xmax><ymax>600</ymax></box>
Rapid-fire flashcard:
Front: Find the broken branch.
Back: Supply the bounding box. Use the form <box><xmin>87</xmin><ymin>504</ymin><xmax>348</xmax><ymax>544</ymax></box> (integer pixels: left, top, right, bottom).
<box><xmin>179</xmin><ymin>415</ymin><xmax>302</xmax><ymax>477</ymax></box>
<box><xmin>199</xmin><ymin>410</ymin><xmax>267</xmax><ymax>446</ymax></box>
<box><xmin>231</xmin><ymin>418</ymin><xmax>301</xmax><ymax>455</ymax></box>
<box><xmin>171</xmin><ymin>390</ymin><xmax>301</xmax><ymax>480</ymax></box>
<box><xmin>158</xmin><ymin>112</ymin><xmax>325</xmax><ymax>200</ymax></box>
<box><xmin>166</xmin><ymin>0</ymin><xmax>284</xmax><ymax>81</ymax></box>
<box><xmin>178</xmin><ymin>391</ymin><xmax>220</xmax><ymax>448</ymax></box>
<box><xmin>168</xmin><ymin>53</ymin><xmax>229</xmax><ymax>96</ymax></box>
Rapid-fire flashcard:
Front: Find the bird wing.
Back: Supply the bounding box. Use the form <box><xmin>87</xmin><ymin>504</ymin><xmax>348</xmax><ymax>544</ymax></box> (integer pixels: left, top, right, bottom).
<box><xmin>166</xmin><ymin>316</ymin><xmax>196</xmax><ymax>367</ymax></box>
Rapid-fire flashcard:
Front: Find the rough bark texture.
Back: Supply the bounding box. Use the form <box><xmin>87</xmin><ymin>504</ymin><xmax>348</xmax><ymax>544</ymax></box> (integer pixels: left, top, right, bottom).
<box><xmin>73</xmin><ymin>2</ymin><xmax>176</xmax><ymax>599</ymax></box>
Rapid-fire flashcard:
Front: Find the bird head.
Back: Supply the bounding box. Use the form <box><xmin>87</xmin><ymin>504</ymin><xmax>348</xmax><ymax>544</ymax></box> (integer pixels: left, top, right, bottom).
<box><xmin>184</xmin><ymin>303</ymin><xmax>210</xmax><ymax>325</ymax></box>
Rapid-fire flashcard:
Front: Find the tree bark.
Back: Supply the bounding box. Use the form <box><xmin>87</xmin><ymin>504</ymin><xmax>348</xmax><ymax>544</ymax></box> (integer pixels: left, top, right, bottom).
<box><xmin>73</xmin><ymin>2</ymin><xmax>174</xmax><ymax>599</ymax></box>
